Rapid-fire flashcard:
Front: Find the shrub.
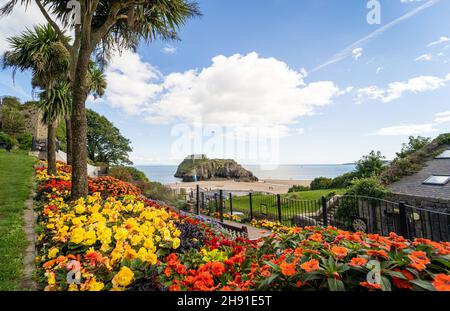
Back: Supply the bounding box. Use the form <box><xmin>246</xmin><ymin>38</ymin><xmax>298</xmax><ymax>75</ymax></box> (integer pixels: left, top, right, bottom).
<box><xmin>109</xmin><ymin>166</ymin><xmax>149</xmax><ymax>183</ymax></box>
<box><xmin>310</xmin><ymin>177</ymin><xmax>333</xmax><ymax>190</ymax></box>
<box><xmin>329</xmin><ymin>171</ymin><xmax>359</xmax><ymax>188</ymax></box>
<box><xmin>17</xmin><ymin>132</ymin><xmax>33</xmax><ymax>150</ymax></box>
<box><xmin>335</xmin><ymin>177</ymin><xmax>389</xmax><ymax>225</ymax></box>
<box><xmin>355</xmin><ymin>150</ymin><xmax>386</xmax><ymax>178</ymax></box>
<box><xmin>288</xmin><ymin>185</ymin><xmax>310</xmax><ymax>192</ymax></box>
<box><xmin>0</xmin><ymin>131</ymin><xmax>17</xmax><ymax>151</ymax></box>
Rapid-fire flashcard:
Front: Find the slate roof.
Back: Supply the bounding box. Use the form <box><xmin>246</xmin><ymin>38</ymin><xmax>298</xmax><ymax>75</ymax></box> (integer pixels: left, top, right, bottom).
<box><xmin>389</xmin><ymin>151</ymin><xmax>450</xmax><ymax>200</ymax></box>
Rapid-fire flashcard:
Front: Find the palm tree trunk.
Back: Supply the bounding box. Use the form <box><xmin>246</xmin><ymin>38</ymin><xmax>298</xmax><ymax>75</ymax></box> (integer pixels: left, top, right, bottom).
<box><xmin>47</xmin><ymin>121</ymin><xmax>57</xmax><ymax>176</ymax></box>
<box><xmin>70</xmin><ymin>42</ymin><xmax>91</xmax><ymax>200</ymax></box>
<box><xmin>65</xmin><ymin>117</ymin><xmax>72</xmax><ymax>165</ymax></box>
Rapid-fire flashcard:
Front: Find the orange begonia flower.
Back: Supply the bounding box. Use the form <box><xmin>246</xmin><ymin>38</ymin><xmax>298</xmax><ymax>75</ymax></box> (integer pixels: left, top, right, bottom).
<box><xmin>432</xmin><ymin>274</ymin><xmax>450</xmax><ymax>291</ymax></box>
<box><xmin>349</xmin><ymin>257</ymin><xmax>368</xmax><ymax>267</ymax></box>
<box><xmin>280</xmin><ymin>261</ymin><xmax>297</xmax><ymax>276</ymax></box>
<box><xmin>331</xmin><ymin>246</ymin><xmax>348</xmax><ymax>259</ymax></box>
<box><xmin>300</xmin><ymin>259</ymin><xmax>320</xmax><ymax>273</ymax></box>
<box><xmin>360</xmin><ymin>281</ymin><xmax>382</xmax><ymax>290</ymax></box>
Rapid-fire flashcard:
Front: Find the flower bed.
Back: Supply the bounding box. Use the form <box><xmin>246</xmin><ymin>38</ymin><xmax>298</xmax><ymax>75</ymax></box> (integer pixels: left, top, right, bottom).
<box><xmin>34</xmin><ymin>163</ymin><xmax>450</xmax><ymax>291</ymax></box>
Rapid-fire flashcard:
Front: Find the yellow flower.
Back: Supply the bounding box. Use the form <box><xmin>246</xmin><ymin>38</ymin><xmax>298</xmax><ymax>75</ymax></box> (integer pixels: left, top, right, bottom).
<box><xmin>87</xmin><ymin>279</ymin><xmax>104</xmax><ymax>291</ymax></box>
<box><xmin>130</xmin><ymin>234</ymin><xmax>143</xmax><ymax>246</ymax></box>
<box><xmin>83</xmin><ymin>230</ymin><xmax>97</xmax><ymax>246</ymax></box>
<box><xmin>70</xmin><ymin>227</ymin><xmax>85</xmax><ymax>244</ymax></box>
<box><xmin>114</xmin><ymin>228</ymin><xmax>129</xmax><ymax>241</ymax></box>
<box><xmin>48</xmin><ymin>247</ymin><xmax>59</xmax><ymax>259</ymax></box>
<box><xmin>46</xmin><ymin>271</ymin><xmax>56</xmax><ymax>285</ymax></box>
<box><xmin>148</xmin><ymin>252</ymin><xmax>157</xmax><ymax>265</ymax></box>
<box><xmin>68</xmin><ymin>283</ymin><xmax>79</xmax><ymax>291</ymax></box>
<box><xmin>172</xmin><ymin>237</ymin><xmax>181</xmax><ymax>249</ymax></box>
<box><xmin>112</xmin><ymin>266</ymin><xmax>134</xmax><ymax>288</ymax></box>
<box><xmin>75</xmin><ymin>204</ymin><xmax>86</xmax><ymax>214</ymax></box>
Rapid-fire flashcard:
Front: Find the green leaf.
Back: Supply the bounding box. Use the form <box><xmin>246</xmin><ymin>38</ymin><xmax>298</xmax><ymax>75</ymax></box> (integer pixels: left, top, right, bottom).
<box><xmin>434</xmin><ymin>258</ymin><xmax>450</xmax><ymax>269</ymax></box>
<box><xmin>381</xmin><ymin>276</ymin><xmax>392</xmax><ymax>291</ymax></box>
<box><xmin>258</xmin><ymin>273</ymin><xmax>279</xmax><ymax>290</ymax></box>
<box><xmin>383</xmin><ymin>270</ymin><xmax>406</xmax><ymax>279</ymax></box>
<box><xmin>263</xmin><ymin>260</ymin><xmax>280</xmax><ymax>272</ymax></box>
<box><xmin>410</xmin><ymin>279</ymin><xmax>435</xmax><ymax>291</ymax></box>
<box><xmin>327</xmin><ymin>278</ymin><xmax>346</xmax><ymax>291</ymax></box>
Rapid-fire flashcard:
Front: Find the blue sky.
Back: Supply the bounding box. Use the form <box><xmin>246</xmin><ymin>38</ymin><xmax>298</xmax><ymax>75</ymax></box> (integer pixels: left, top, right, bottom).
<box><xmin>1</xmin><ymin>0</ymin><xmax>450</xmax><ymax>165</ymax></box>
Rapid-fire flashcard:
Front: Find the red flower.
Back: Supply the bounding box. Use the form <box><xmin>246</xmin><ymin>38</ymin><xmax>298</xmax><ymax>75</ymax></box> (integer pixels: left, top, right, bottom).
<box><xmin>360</xmin><ymin>281</ymin><xmax>382</xmax><ymax>290</ymax></box>
<box><xmin>392</xmin><ymin>269</ymin><xmax>414</xmax><ymax>290</ymax></box>
<box><xmin>211</xmin><ymin>262</ymin><xmax>226</xmax><ymax>277</ymax></box>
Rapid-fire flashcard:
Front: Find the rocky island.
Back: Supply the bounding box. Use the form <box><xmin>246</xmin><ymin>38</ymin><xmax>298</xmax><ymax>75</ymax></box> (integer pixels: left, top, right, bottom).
<box><xmin>174</xmin><ymin>155</ymin><xmax>258</xmax><ymax>182</ymax></box>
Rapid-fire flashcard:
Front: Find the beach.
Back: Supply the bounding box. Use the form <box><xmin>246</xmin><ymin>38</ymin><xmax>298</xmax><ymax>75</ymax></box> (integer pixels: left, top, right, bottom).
<box><xmin>167</xmin><ymin>179</ymin><xmax>311</xmax><ymax>194</ymax></box>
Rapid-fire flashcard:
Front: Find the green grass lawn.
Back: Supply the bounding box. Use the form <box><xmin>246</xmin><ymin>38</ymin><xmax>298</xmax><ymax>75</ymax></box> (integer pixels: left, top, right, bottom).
<box><xmin>208</xmin><ymin>188</ymin><xmax>346</xmax><ymax>224</ymax></box>
<box><xmin>0</xmin><ymin>150</ymin><xmax>35</xmax><ymax>290</ymax></box>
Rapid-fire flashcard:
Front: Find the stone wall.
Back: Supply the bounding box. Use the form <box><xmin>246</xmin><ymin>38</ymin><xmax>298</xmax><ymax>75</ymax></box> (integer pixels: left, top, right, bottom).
<box><xmin>389</xmin><ymin>193</ymin><xmax>450</xmax><ymax>212</ymax></box>
<box><xmin>20</xmin><ymin>105</ymin><xmax>47</xmax><ymax>140</ymax></box>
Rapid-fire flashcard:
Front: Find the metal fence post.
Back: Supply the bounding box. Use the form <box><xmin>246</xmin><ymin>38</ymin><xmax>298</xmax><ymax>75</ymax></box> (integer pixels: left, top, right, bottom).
<box><xmin>322</xmin><ymin>196</ymin><xmax>328</xmax><ymax>227</ymax></box>
<box><xmin>214</xmin><ymin>193</ymin><xmax>218</xmax><ymax>213</ymax></box>
<box><xmin>277</xmin><ymin>194</ymin><xmax>282</xmax><ymax>223</ymax></box>
<box><xmin>249</xmin><ymin>192</ymin><xmax>253</xmax><ymax>220</ymax></box>
<box><xmin>219</xmin><ymin>190</ymin><xmax>224</xmax><ymax>223</ymax></box>
<box><xmin>196</xmin><ymin>185</ymin><xmax>200</xmax><ymax>215</ymax></box>
<box><xmin>201</xmin><ymin>192</ymin><xmax>205</xmax><ymax>212</ymax></box>
<box><xmin>398</xmin><ymin>202</ymin><xmax>410</xmax><ymax>239</ymax></box>
<box><xmin>229</xmin><ymin>192</ymin><xmax>233</xmax><ymax>215</ymax></box>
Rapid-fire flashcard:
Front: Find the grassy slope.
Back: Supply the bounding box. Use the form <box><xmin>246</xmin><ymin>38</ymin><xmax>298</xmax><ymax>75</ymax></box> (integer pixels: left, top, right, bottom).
<box><xmin>216</xmin><ymin>189</ymin><xmax>345</xmax><ymax>222</ymax></box>
<box><xmin>0</xmin><ymin>150</ymin><xmax>35</xmax><ymax>290</ymax></box>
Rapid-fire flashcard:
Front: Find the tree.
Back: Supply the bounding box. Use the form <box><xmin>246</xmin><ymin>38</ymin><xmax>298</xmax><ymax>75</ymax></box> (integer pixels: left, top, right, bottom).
<box><xmin>396</xmin><ymin>136</ymin><xmax>431</xmax><ymax>159</ymax></box>
<box><xmin>0</xmin><ymin>96</ymin><xmax>21</xmax><ymax>109</ymax></box>
<box><xmin>0</xmin><ymin>105</ymin><xmax>25</xmax><ymax>137</ymax></box>
<box><xmin>3</xmin><ymin>23</ymin><xmax>70</xmax><ymax>174</ymax></box>
<box><xmin>86</xmin><ymin>109</ymin><xmax>132</xmax><ymax>166</ymax></box>
<box><xmin>39</xmin><ymin>83</ymin><xmax>71</xmax><ymax>174</ymax></box>
<box><xmin>1</xmin><ymin>0</ymin><xmax>201</xmax><ymax>199</ymax></box>
<box><xmin>355</xmin><ymin>150</ymin><xmax>386</xmax><ymax>178</ymax></box>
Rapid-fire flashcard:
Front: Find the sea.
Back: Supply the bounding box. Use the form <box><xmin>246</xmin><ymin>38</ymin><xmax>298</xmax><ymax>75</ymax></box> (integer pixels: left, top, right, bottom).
<box><xmin>135</xmin><ymin>164</ymin><xmax>356</xmax><ymax>185</ymax></box>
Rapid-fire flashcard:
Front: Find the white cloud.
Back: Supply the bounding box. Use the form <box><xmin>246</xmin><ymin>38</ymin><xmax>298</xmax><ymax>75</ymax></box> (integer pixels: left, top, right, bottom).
<box><xmin>400</xmin><ymin>0</ymin><xmax>424</xmax><ymax>3</ymax></box>
<box><xmin>103</xmin><ymin>51</ymin><xmax>341</xmax><ymax>134</ymax></box>
<box><xmin>376</xmin><ymin>67</ymin><xmax>383</xmax><ymax>74</ymax></box>
<box><xmin>372</xmin><ymin>123</ymin><xmax>438</xmax><ymax>136</ymax></box>
<box><xmin>162</xmin><ymin>45</ymin><xmax>177</xmax><ymax>54</ymax></box>
<box><xmin>427</xmin><ymin>36</ymin><xmax>450</xmax><ymax>47</ymax></box>
<box><xmin>435</xmin><ymin>111</ymin><xmax>450</xmax><ymax>123</ymax></box>
<box><xmin>0</xmin><ymin>2</ymin><xmax>65</xmax><ymax>55</ymax></box>
<box><xmin>355</xmin><ymin>73</ymin><xmax>450</xmax><ymax>103</ymax></box>
<box><xmin>415</xmin><ymin>53</ymin><xmax>433</xmax><ymax>61</ymax></box>
<box><xmin>352</xmin><ymin>48</ymin><xmax>363</xmax><ymax>61</ymax></box>
<box><xmin>104</xmin><ymin>50</ymin><xmax>163</xmax><ymax>115</ymax></box>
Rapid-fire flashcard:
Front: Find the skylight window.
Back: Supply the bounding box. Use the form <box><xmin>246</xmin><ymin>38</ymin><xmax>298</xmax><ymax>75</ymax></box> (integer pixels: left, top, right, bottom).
<box><xmin>435</xmin><ymin>150</ymin><xmax>450</xmax><ymax>159</ymax></box>
<box><xmin>423</xmin><ymin>175</ymin><xmax>450</xmax><ymax>186</ymax></box>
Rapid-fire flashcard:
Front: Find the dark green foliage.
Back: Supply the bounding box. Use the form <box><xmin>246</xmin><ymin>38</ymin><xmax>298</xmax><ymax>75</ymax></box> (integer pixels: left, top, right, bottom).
<box><xmin>17</xmin><ymin>132</ymin><xmax>32</xmax><ymax>150</ymax></box>
<box><xmin>355</xmin><ymin>150</ymin><xmax>386</xmax><ymax>178</ymax></box>
<box><xmin>0</xmin><ymin>96</ymin><xmax>21</xmax><ymax>109</ymax></box>
<box><xmin>329</xmin><ymin>171</ymin><xmax>359</xmax><ymax>189</ymax></box>
<box><xmin>396</xmin><ymin>136</ymin><xmax>431</xmax><ymax>159</ymax></box>
<box><xmin>86</xmin><ymin>109</ymin><xmax>132</xmax><ymax>166</ymax></box>
<box><xmin>288</xmin><ymin>185</ymin><xmax>310</xmax><ymax>192</ymax></box>
<box><xmin>0</xmin><ymin>131</ymin><xmax>17</xmax><ymax>151</ymax></box>
<box><xmin>109</xmin><ymin>166</ymin><xmax>149</xmax><ymax>183</ymax></box>
<box><xmin>310</xmin><ymin>177</ymin><xmax>333</xmax><ymax>190</ymax></box>
<box><xmin>380</xmin><ymin>133</ymin><xmax>450</xmax><ymax>185</ymax></box>
<box><xmin>0</xmin><ymin>105</ymin><xmax>25</xmax><ymax>137</ymax></box>
<box><xmin>335</xmin><ymin>177</ymin><xmax>388</xmax><ymax>223</ymax></box>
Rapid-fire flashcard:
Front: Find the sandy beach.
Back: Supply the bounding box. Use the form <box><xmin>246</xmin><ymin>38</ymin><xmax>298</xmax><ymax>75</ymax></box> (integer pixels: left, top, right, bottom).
<box><xmin>168</xmin><ymin>179</ymin><xmax>311</xmax><ymax>194</ymax></box>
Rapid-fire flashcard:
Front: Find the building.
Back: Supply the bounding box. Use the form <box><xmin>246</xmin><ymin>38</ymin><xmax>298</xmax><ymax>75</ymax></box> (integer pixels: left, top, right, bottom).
<box><xmin>186</xmin><ymin>154</ymin><xmax>207</xmax><ymax>160</ymax></box>
<box><xmin>388</xmin><ymin>146</ymin><xmax>450</xmax><ymax>210</ymax></box>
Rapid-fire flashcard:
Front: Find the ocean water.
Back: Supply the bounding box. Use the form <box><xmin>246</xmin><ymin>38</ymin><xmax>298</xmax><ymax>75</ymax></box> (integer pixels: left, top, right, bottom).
<box><xmin>135</xmin><ymin>164</ymin><xmax>356</xmax><ymax>185</ymax></box>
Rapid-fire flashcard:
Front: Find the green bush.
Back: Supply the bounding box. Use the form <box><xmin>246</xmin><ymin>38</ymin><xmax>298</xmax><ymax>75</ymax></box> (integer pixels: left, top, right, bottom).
<box><xmin>109</xmin><ymin>166</ymin><xmax>149</xmax><ymax>183</ymax></box>
<box><xmin>335</xmin><ymin>177</ymin><xmax>388</xmax><ymax>225</ymax></box>
<box><xmin>0</xmin><ymin>131</ymin><xmax>17</xmax><ymax>151</ymax></box>
<box><xmin>17</xmin><ymin>132</ymin><xmax>32</xmax><ymax>150</ymax></box>
<box><xmin>310</xmin><ymin>177</ymin><xmax>333</xmax><ymax>190</ymax></box>
<box><xmin>288</xmin><ymin>185</ymin><xmax>310</xmax><ymax>192</ymax></box>
<box><xmin>134</xmin><ymin>180</ymin><xmax>179</xmax><ymax>204</ymax></box>
<box><xmin>329</xmin><ymin>171</ymin><xmax>359</xmax><ymax>188</ymax></box>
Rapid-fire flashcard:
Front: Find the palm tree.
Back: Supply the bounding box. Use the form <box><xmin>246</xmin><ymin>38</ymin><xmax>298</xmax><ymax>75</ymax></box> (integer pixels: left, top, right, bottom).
<box><xmin>2</xmin><ymin>24</ymin><xmax>70</xmax><ymax>175</ymax></box>
<box><xmin>39</xmin><ymin>83</ymin><xmax>71</xmax><ymax>175</ymax></box>
<box><xmin>2</xmin><ymin>1</ymin><xmax>201</xmax><ymax>199</ymax></box>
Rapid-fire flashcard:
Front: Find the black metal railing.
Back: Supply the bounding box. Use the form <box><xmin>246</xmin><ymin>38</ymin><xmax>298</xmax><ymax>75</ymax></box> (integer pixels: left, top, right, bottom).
<box><xmin>193</xmin><ymin>185</ymin><xmax>450</xmax><ymax>241</ymax></box>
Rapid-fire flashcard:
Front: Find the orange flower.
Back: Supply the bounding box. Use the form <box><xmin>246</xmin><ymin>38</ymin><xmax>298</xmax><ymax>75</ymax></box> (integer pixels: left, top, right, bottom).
<box><xmin>294</xmin><ymin>247</ymin><xmax>303</xmax><ymax>257</ymax></box>
<box><xmin>296</xmin><ymin>280</ymin><xmax>303</xmax><ymax>288</ymax></box>
<box><xmin>280</xmin><ymin>261</ymin><xmax>297</xmax><ymax>276</ymax></box>
<box><xmin>432</xmin><ymin>274</ymin><xmax>450</xmax><ymax>291</ymax></box>
<box><xmin>331</xmin><ymin>246</ymin><xmax>348</xmax><ymax>259</ymax></box>
<box><xmin>349</xmin><ymin>257</ymin><xmax>368</xmax><ymax>267</ymax></box>
<box><xmin>300</xmin><ymin>259</ymin><xmax>320</xmax><ymax>273</ymax></box>
<box><xmin>366</xmin><ymin>249</ymin><xmax>389</xmax><ymax>259</ymax></box>
<box><xmin>392</xmin><ymin>269</ymin><xmax>414</xmax><ymax>289</ymax></box>
<box><xmin>360</xmin><ymin>281</ymin><xmax>382</xmax><ymax>290</ymax></box>
<box><xmin>408</xmin><ymin>251</ymin><xmax>430</xmax><ymax>271</ymax></box>
<box><xmin>164</xmin><ymin>267</ymin><xmax>172</xmax><ymax>277</ymax></box>
<box><xmin>211</xmin><ymin>262</ymin><xmax>226</xmax><ymax>277</ymax></box>
<box><xmin>308</xmin><ymin>233</ymin><xmax>323</xmax><ymax>242</ymax></box>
